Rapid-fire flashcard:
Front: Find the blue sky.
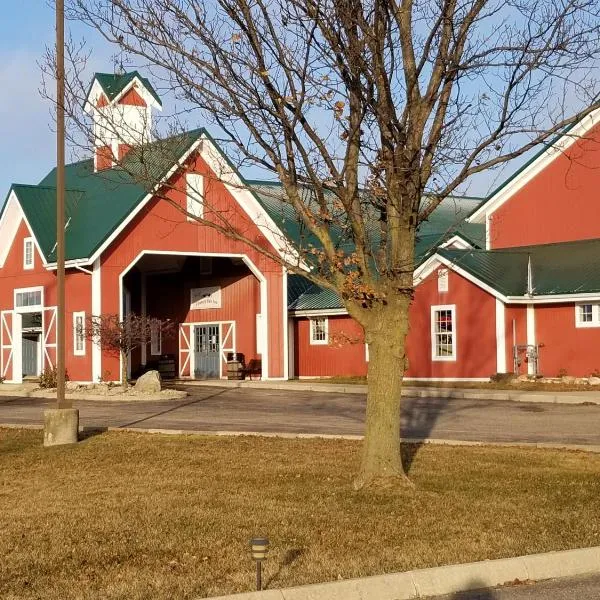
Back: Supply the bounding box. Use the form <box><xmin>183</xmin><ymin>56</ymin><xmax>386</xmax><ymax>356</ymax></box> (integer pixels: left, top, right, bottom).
<box><xmin>0</xmin><ymin>3</ymin><xmax>534</xmax><ymax>203</ymax></box>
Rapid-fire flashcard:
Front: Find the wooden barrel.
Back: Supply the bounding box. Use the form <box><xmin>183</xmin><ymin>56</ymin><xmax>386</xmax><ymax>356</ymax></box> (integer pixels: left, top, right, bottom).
<box><xmin>227</xmin><ymin>360</ymin><xmax>244</xmax><ymax>380</ymax></box>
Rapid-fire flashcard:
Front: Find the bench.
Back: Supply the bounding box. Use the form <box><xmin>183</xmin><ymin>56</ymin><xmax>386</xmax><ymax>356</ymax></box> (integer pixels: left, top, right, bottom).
<box><xmin>242</xmin><ymin>358</ymin><xmax>262</xmax><ymax>380</ymax></box>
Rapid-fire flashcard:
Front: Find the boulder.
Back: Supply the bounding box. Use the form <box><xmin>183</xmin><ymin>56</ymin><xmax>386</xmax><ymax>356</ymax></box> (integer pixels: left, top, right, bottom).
<box><xmin>66</xmin><ymin>381</ymin><xmax>80</xmax><ymax>392</ymax></box>
<box><xmin>134</xmin><ymin>370</ymin><xmax>162</xmax><ymax>394</ymax></box>
<box><xmin>561</xmin><ymin>375</ymin><xmax>576</xmax><ymax>384</ymax></box>
<box><xmin>589</xmin><ymin>377</ymin><xmax>600</xmax><ymax>385</ymax></box>
<box><xmin>516</xmin><ymin>374</ymin><xmax>531</xmax><ymax>383</ymax></box>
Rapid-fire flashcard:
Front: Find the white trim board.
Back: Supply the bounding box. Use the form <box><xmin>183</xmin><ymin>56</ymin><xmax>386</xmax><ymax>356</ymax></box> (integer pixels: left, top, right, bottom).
<box><xmin>45</xmin><ymin>133</ymin><xmax>302</xmax><ymax>270</ymax></box>
<box><xmin>468</xmin><ymin>106</ymin><xmax>600</xmax><ymax>225</ymax></box>
<box><xmin>117</xmin><ymin>249</ymin><xmax>271</xmax><ymax>380</ymax></box>
<box><xmin>0</xmin><ymin>191</ymin><xmax>47</xmax><ymax>269</ymax></box>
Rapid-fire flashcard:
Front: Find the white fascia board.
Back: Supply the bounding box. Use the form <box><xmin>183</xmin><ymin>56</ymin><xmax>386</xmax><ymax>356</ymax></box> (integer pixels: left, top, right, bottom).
<box><xmin>439</xmin><ymin>234</ymin><xmax>475</xmax><ymax>250</ymax></box>
<box><xmin>506</xmin><ymin>292</ymin><xmax>600</xmax><ymax>304</ymax></box>
<box><xmin>81</xmin><ymin>134</ymin><xmax>298</xmax><ymax>269</ymax></box>
<box><xmin>85</xmin><ymin>77</ymin><xmax>162</xmax><ymax>113</ymax></box>
<box><xmin>111</xmin><ymin>76</ymin><xmax>163</xmax><ymax>111</ymax></box>
<box><xmin>290</xmin><ymin>308</ymin><xmax>348</xmax><ymax>317</ymax></box>
<box><xmin>468</xmin><ymin>106</ymin><xmax>600</xmax><ymax>224</ymax></box>
<box><xmin>413</xmin><ymin>253</ymin><xmax>508</xmax><ymax>302</ymax></box>
<box><xmin>0</xmin><ymin>191</ymin><xmax>48</xmax><ymax>269</ymax></box>
<box><xmin>199</xmin><ymin>134</ymin><xmax>303</xmax><ymax>268</ymax></box>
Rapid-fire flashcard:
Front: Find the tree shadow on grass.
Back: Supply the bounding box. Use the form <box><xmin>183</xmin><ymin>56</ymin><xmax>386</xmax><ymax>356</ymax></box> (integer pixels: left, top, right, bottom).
<box><xmin>264</xmin><ymin>548</ymin><xmax>304</xmax><ymax>589</ymax></box>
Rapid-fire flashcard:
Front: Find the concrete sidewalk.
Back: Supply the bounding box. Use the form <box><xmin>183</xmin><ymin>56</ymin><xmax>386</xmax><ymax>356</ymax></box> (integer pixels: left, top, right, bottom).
<box><xmin>178</xmin><ymin>379</ymin><xmax>600</xmax><ymax>405</ymax></box>
<box><xmin>206</xmin><ymin>546</ymin><xmax>600</xmax><ymax>600</ymax></box>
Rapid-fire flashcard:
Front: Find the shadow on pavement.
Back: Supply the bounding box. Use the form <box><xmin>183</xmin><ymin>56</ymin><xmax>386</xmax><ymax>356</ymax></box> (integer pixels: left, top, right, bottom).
<box><xmin>118</xmin><ymin>388</ymin><xmax>230</xmax><ymax>429</ymax></box>
<box><xmin>447</xmin><ymin>581</ymin><xmax>498</xmax><ymax>599</ymax></box>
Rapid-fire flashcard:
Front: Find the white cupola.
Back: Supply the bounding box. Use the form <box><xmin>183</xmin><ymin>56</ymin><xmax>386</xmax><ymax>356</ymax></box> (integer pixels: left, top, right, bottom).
<box><xmin>84</xmin><ymin>71</ymin><xmax>162</xmax><ymax>171</ymax></box>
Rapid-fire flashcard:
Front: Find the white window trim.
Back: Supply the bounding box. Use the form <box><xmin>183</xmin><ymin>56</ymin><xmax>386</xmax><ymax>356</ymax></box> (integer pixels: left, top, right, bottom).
<box><xmin>23</xmin><ymin>237</ymin><xmax>34</xmax><ymax>270</ymax></box>
<box><xmin>73</xmin><ymin>311</ymin><xmax>86</xmax><ymax>356</ymax></box>
<box><xmin>575</xmin><ymin>302</ymin><xmax>600</xmax><ymax>328</ymax></box>
<box><xmin>14</xmin><ymin>286</ymin><xmax>44</xmax><ymax>314</ymax></box>
<box><xmin>186</xmin><ymin>172</ymin><xmax>204</xmax><ymax>221</ymax></box>
<box><xmin>309</xmin><ymin>317</ymin><xmax>329</xmax><ymax>345</ymax></box>
<box><xmin>150</xmin><ymin>322</ymin><xmax>162</xmax><ymax>356</ymax></box>
<box><xmin>431</xmin><ymin>304</ymin><xmax>457</xmax><ymax>362</ymax></box>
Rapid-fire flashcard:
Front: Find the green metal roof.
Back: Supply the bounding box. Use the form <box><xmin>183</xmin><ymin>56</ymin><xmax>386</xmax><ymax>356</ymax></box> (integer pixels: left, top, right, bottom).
<box><xmin>93</xmin><ymin>71</ymin><xmax>162</xmax><ymax>107</ymax></box>
<box><xmin>439</xmin><ymin>237</ymin><xmax>600</xmax><ymax>297</ymax></box>
<box><xmin>9</xmin><ymin>129</ymin><xmax>204</xmax><ymax>262</ymax></box>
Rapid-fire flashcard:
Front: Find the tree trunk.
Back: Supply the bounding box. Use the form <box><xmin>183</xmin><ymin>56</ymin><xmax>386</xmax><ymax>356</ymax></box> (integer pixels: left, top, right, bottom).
<box><xmin>121</xmin><ymin>350</ymin><xmax>129</xmax><ymax>390</ymax></box>
<box><xmin>354</xmin><ymin>302</ymin><xmax>411</xmax><ymax>489</ymax></box>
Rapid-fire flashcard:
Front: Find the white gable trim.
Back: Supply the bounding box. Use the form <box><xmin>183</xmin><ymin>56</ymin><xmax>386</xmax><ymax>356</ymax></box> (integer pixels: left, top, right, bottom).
<box><xmin>85</xmin><ymin>76</ymin><xmax>162</xmax><ymax>113</ymax></box>
<box><xmin>199</xmin><ymin>135</ymin><xmax>302</xmax><ymax>267</ymax></box>
<box><xmin>71</xmin><ymin>134</ymin><xmax>299</xmax><ymax>268</ymax></box>
<box><xmin>468</xmin><ymin>106</ymin><xmax>600</xmax><ymax>225</ymax></box>
<box><xmin>414</xmin><ymin>254</ymin><xmax>508</xmax><ymax>302</ymax></box>
<box><xmin>0</xmin><ymin>191</ymin><xmax>47</xmax><ymax>269</ymax></box>
<box><xmin>439</xmin><ymin>234</ymin><xmax>475</xmax><ymax>250</ymax></box>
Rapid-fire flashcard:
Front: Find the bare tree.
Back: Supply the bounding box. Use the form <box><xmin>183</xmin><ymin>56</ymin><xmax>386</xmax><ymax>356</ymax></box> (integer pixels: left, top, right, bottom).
<box><xmin>60</xmin><ymin>0</ymin><xmax>600</xmax><ymax>487</ymax></box>
<box><xmin>86</xmin><ymin>313</ymin><xmax>175</xmax><ymax>389</ymax></box>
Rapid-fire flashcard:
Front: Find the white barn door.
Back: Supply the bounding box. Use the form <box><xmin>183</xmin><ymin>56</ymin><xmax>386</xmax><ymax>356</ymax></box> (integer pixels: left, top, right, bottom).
<box><xmin>1</xmin><ymin>311</ymin><xmax>14</xmax><ymax>381</ymax></box>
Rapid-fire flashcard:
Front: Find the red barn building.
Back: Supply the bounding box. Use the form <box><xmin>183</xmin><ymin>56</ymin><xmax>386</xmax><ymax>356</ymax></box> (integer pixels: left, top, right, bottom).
<box><xmin>1</xmin><ymin>71</ymin><xmax>599</xmax><ymax>384</ymax></box>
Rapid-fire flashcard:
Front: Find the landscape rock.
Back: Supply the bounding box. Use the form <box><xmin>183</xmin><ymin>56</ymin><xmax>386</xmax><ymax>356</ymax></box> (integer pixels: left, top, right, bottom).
<box><xmin>134</xmin><ymin>370</ymin><xmax>162</xmax><ymax>394</ymax></box>
<box><xmin>66</xmin><ymin>381</ymin><xmax>80</xmax><ymax>392</ymax></box>
<box><xmin>588</xmin><ymin>376</ymin><xmax>600</xmax><ymax>385</ymax></box>
<box><xmin>515</xmin><ymin>374</ymin><xmax>531</xmax><ymax>383</ymax></box>
<box><xmin>574</xmin><ymin>378</ymin><xmax>589</xmax><ymax>385</ymax></box>
<box><xmin>561</xmin><ymin>375</ymin><xmax>576</xmax><ymax>384</ymax></box>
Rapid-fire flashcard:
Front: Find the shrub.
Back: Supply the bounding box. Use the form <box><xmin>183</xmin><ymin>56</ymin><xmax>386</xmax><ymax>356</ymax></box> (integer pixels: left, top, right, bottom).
<box><xmin>39</xmin><ymin>366</ymin><xmax>70</xmax><ymax>389</ymax></box>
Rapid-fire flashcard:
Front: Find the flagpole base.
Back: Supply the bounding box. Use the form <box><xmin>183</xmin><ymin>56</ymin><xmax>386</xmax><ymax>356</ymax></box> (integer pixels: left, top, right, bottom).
<box><xmin>43</xmin><ymin>408</ymin><xmax>79</xmax><ymax>446</ymax></box>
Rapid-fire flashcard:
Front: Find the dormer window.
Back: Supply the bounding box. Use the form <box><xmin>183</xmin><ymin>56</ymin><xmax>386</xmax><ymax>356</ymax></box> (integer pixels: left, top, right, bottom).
<box><xmin>23</xmin><ymin>238</ymin><xmax>34</xmax><ymax>270</ymax></box>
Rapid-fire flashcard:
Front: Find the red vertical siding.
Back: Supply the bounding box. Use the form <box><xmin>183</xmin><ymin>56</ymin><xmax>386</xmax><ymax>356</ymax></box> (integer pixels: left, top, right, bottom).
<box><xmin>490</xmin><ymin>121</ymin><xmax>600</xmax><ymax>249</ymax></box>
<box><xmin>0</xmin><ymin>219</ymin><xmax>93</xmax><ymax>381</ymax></box>
<box><xmin>535</xmin><ymin>303</ymin><xmax>600</xmax><ymax>377</ymax></box>
<box><xmin>99</xmin><ymin>152</ymin><xmax>286</xmax><ymax>379</ymax></box>
<box><xmin>405</xmin><ymin>268</ymin><xmax>497</xmax><ymax>379</ymax></box>
<box><xmin>294</xmin><ymin>316</ymin><xmax>367</xmax><ymax>377</ymax></box>
<box><xmin>143</xmin><ymin>268</ymin><xmax>260</xmax><ymax>372</ymax></box>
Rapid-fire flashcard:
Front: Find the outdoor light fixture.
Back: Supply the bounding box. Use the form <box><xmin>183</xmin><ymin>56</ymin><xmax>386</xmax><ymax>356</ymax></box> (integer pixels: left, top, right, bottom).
<box><xmin>250</xmin><ymin>536</ymin><xmax>269</xmax><ymax>591</ymax></box>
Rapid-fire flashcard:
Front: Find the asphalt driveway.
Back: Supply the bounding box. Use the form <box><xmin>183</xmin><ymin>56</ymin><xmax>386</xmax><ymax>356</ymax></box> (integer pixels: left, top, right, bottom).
<box><xmin>0</xmin><ymin>385</ymin><xmax>599</xmax><ymax>446</ymax></box>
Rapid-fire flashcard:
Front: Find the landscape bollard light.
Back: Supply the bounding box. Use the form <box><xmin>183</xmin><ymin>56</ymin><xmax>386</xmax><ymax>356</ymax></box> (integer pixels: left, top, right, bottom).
<box><xmin>250</xmin><ymin>536</ymin><xmax>269</xmax><ymax>591</ymax></box>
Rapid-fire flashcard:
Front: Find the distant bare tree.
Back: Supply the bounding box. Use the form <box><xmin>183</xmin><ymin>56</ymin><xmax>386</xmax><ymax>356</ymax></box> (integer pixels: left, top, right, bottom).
<box><xmin>58</xmin><ymin>0</ymin><xmax>600</xmax><ymax>487</ymax></box>
<box><xmin>86</xmin><ymin>313</ymin><xmax>174</xmax><ymax>389</ymax></box>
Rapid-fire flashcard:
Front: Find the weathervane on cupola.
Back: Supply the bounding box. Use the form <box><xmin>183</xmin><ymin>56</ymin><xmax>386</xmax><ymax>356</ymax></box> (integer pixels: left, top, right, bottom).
<box><xmin>84</xmin><ymin>70</ymin><xmax>162</xmax><ymax>172</ymax></box>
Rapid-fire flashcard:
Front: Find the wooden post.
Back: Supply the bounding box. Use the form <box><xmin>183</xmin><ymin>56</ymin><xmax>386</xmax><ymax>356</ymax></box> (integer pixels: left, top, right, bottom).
<box><xmin>56</xmin><ymin>0</ymin><xmax>69</xmax><ymax>409</ymax></box>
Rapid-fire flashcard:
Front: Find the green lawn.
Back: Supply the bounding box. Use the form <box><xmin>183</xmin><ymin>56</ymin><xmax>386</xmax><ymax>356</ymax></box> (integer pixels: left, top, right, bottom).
<box><xmin>1</xmin><ymin>429</ymin><xmax>599</xmax><ymax>600</ymax></box>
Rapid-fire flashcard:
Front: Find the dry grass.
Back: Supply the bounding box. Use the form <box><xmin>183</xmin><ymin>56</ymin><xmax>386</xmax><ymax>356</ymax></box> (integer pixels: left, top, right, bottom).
<box><xmin>293</xmin><ymin>376</ymin><xmax>599</xmax><ymax>392</ymax></box>
<box><xmin>1</xmin><ymin>429</ymin><xmax>600</xmax><ymax>600</ymax></box>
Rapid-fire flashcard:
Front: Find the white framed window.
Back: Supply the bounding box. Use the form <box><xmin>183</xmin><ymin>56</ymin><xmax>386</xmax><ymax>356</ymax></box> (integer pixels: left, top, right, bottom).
<box><xmin>23</xmin><ymin>237</ymin><xmax>34</xmax><ymax>270</ymax></box>
<box><xmin>73</xmin><ymin>312</ymin><xmax>86</xmax><ymax>356</ymax></box>
<box><xmin>431</xmin><ymin>304</ymin><xmax>456</xmax><ymax>361</ymax></box>
<box><xmin>150</xmin><ymin>322</ymin><xmax>162</xmax><ymax>355</ymax></box>
<box><xmin>186</xmin><ymin>172</ymin><xmax>204</xmax><ymax>220</ymax></box>
<box><xmin>14</xmin><ymin>286</ymin><xmax>44</xmax><ymax>313</ymax></box>
<box><xmin>309</xmin><ymin>317</ymin><xmax>328</xmax><ymax>345</ymax></box>
<box><xmin>437</xmin><ymin>268</ymin><xmax>449</xmax><ymax>293</ymax></box>
<box><xmin>575</xmin><ymin>303</ymin><xmax>600</xmax><ymax>327</ymax></box>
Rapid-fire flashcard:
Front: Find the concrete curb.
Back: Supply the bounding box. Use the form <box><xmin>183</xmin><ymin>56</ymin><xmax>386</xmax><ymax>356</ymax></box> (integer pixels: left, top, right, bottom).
<box><xmin>205</xmin><ymin>546</ymin><xmax>600</xmax><ymax>600</ymax></box>
<box><xmin>178</xmin><ymin>380</ymin><xmax>600</xmax><ymax>405</ymax></box>
<box><xmin>0</xmin><ymin>389</ymin><xmax>188</xmax><ymax>402</ymax></box>
<box><xmin>1</xmin><ymin>381</ymin><xmax>599</xmax><ymax>405</ymax></box>
<box><xmin>2</xmin><ymin>423</ymin><xmax>599</xmax><ymax>454</ymax></box>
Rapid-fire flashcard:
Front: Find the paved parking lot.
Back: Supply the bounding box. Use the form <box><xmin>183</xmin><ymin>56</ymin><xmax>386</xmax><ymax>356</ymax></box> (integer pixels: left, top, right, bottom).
<box><xmin>430</xmin><ymin>573</ymin><xmax>600</xmax><ymax>599</ymax></box>
<box><xmin>0</xmin><ymin>385</ymin><xmax>599</xmax><ymax>446</ymax></box>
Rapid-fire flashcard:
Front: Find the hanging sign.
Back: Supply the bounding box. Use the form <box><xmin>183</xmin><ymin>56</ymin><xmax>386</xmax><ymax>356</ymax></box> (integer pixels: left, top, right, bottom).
<box><xmin>190</xmin><ymin>286</ymin><xmax>222</xmax><ymax>310</ymax></box>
